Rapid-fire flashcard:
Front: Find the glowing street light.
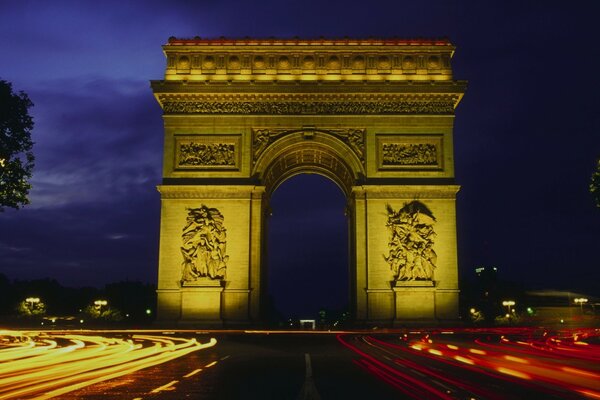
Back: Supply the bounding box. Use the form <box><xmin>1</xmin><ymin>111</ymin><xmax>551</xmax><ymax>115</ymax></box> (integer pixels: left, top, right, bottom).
<box><xmin>502</xmin><ymin>300</ymin><xmax>515</xmax><ymax>315</ymax></box>
<box><xmin>574</xmin><ymin>298</ymin><xmax>588</xmax><ymax>313</ymax></box>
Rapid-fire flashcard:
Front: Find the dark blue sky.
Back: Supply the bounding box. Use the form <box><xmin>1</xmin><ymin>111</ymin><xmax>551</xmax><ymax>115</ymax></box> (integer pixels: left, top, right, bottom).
<box><xmin>1</xmin><ymin>2</ymin><xmax>599</xmax><ymax>312</ymax></box>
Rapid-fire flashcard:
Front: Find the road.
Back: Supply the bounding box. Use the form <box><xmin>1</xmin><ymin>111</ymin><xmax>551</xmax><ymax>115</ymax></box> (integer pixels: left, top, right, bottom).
<box><xmin>1</xmin><ymin>328</ymin><xmax>599</xmax><ymax>399</ymax></box>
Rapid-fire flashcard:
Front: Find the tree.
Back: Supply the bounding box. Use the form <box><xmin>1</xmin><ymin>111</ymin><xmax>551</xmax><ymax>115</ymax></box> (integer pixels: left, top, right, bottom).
<box><xmin>0</xmin><ymin>79</ymin><xmax>34</xmax><ymax>211</ymax></box>
<box><xmin>591</xmin><ymin>158</ymin><xmax>600</xmax><ymax>208</ymax></box>
<box><xmin>16</xmin><ymin>298</ymin><xmax>46</xmax><ymax>317</ymax></box>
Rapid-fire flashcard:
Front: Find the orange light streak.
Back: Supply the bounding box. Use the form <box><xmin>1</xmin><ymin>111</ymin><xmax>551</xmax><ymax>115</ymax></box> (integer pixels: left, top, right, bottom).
<box><xmin>454</xmin><ymin>356</ymin><xmax>475</xmax><ymax>365</ymax></box>
<box><xmin>183</xmin><ymin>368</ymin><xmax>202</xmax><ymax>378</ymax></box>
<box><xmin>579</xmin><ymin>389</ymin><xmax>600</xmax><ymax>399</ymax></box>
<box><xmin>503</xmin><ymin>355</ymin><xmax>529</xmax><ymax>364</ymax></box>
<box><xmin>469</xmin><ymin>348</ymin><xmax>486</xmax><ymax>355</ymax></box>
<box><xmin>0</xmin><ymin>330</ymin><xmax>217</xmax><ymax>400</ymax></box>
<box><xmin>562</xmin><ymin>367</ymin><xmax>600</xmax><ymax>379</ymax></box>
<box><xmin>151</xmin><ymin>379</ymin><xmax>179</xmax><ymax>393</ymax></box>
<box><xmin>495</xmin><ymin>367</ymin><xmax>531</xmax><ymax>380</ymax></box>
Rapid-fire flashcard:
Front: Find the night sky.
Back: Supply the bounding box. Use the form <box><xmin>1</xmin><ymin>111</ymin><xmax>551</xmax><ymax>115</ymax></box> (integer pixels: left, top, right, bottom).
<box><xmin>1</xmin><ymin>1</ymin><xmax>599</xmax><ymax>316</ymax></box>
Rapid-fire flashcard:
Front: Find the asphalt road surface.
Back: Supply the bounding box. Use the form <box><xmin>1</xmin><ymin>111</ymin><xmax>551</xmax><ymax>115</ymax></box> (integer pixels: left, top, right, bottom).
<box><xmin>2</xmin><ymin>328</ymin><xmax>599</xmax><ymax>399</ymax></box>
<box><xmin>67</xmin><ymin>332</ymin><xmax>402</xmax><ymax>400</ymax></box>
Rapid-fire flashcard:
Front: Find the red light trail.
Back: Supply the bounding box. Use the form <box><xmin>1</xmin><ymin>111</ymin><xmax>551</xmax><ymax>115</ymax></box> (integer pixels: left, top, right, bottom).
<box><xmin>338</xmin><ymin>327</ymin><xmax>600</xmax><ymax>399</ymax></box>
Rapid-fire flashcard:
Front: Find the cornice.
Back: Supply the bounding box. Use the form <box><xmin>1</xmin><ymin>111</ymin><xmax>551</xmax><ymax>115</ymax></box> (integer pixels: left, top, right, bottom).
<box><xmin>166</xmin><ymin>37</ymin><xmax>453</xmax><ymax>47</ymax></box>
<box><xmin>151</xmin><ymin>80</ymin><xmax>466</xmax><ymax>93</ymax></box>
<box><xmin>157</xmin><ymin>185</ymin><xmax>263</xmax><ymax>199</ymax></box>
<box><xmin>353</xmin><ymin>184</ymin><xmax>460</xmax><ymax>199</ymax></box>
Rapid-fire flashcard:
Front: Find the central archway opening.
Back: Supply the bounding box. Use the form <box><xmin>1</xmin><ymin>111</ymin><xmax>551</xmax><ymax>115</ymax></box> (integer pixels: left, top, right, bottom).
<box><xmin>266</xmin><ymin>174</ymin><xmax>349</xmax><ymax>325</ymax></box>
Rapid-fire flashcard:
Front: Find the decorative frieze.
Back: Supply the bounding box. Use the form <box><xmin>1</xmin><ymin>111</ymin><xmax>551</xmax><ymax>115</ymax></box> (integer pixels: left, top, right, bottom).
<box><xmin>174</xmin><ymin>134</ymin><xmax>240</xmax><ymax>170</ymax></box>
<box><xmin>382</xmin><ymin>143</ymin><xmax>437</xmax><ymax>166</ymax></box>
<box><xmin>252</xmin><ymin>127</ymin><xmax>365</xmax><ymax>163</ymax></box>
<box><xmin>163</xmin><ymin>99</ymin><xmax>455</xmax><ymax>115</ymax></box>
<box><xmin>179</xmin><ymin>143</ymin><xmax>235</xmax><ymax>166</ymax></box>
<box><xmin>377</xmin><ymin>134</ymin><xmax>443</xmax><ymax>170</ymax></box>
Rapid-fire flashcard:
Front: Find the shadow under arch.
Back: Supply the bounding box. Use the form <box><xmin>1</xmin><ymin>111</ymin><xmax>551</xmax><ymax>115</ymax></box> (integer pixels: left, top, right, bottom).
<box><xmin>252</xmin><ymin>130</ymin><xmax>365</xmax><ymax>197</ymax></box>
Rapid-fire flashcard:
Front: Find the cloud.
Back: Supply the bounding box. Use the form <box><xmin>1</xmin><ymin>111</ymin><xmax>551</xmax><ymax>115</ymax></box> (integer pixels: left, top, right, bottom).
<box><xmin>0</xmin><ymin>242</ymin><xmax>31</xmax><ymax>254</ymax></box>
<box><xmin>23</xmin><ymin>77</ymin><xmax>162</xmax><ymax>210</ymax></box>
<box><xmin>106</xmin><ymin>234</ymin><xmax>129</xmax><ymax>240</ymax></box>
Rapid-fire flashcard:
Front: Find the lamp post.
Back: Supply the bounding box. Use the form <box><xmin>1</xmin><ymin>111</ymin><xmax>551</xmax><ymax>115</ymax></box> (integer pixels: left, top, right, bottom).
<box><xmin>94</xmin><ymin>300</ymin><xmax>108</xmax><ymax>314</ymax></box>
<box><xmin>574</xmin><ymin>298</ymin><xmax>588</xmax><ymax>314</ymax></box>
<box><xmin>502</xmin><ymin>300</ymin><xmax>515</xmax><ymax>316</ymax></box>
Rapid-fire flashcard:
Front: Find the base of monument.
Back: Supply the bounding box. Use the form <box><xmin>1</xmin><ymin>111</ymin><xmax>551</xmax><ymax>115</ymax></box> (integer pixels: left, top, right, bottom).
<box><xmin>180</xmin><ymin>284</ymin><xmax>223</xmax><ymax>322</ymax></box>
<box><xmin>393</xmin><ymin>281</ymin><xmax>436</xmax><ymax>321</ymax></box>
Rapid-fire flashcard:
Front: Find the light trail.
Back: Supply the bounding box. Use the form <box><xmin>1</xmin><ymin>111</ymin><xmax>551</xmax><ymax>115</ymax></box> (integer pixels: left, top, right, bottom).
<box><xmin>183</xmin><ymin>368</ymin><xmax>202</xmax><ymax>378</ymax></box>
<box><xmin>339</xmin><ymin>328</ymin><xmax>600</xmax><ymax>399</ymax></box>
<box><xmin>0</xmin><ymin>330</ymin><xmax>216</xmax><ymax>400</ymax></box>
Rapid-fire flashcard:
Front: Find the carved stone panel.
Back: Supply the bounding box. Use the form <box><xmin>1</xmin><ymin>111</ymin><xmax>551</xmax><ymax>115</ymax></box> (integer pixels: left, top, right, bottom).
<box><xmin>174</xmin><ymin>134</ymin><xmax>241</xmax><ymax>170</ymax></box>
<box><xmin>162</xmin><ymin>99</ymin><xmax>456</xmax><ymax>115</ymax></box>
<box><xmin>252</xmin><ymin>127</ymin><xmax>365</xmax><ymax>164</ymax></box>
<box><xmin>384</xmin><ymin>201</ymin><xmax>437</xmax><ymax>282</ymax></box>
<box><xmin>181</xmin><ymin>205</ymin><xmax>228</xmax><ymax>285</ymax></box>
<box><xmin>376</xmin><ymin>134</ymin><xmax>443</xmax><ymax>170</ymax></box>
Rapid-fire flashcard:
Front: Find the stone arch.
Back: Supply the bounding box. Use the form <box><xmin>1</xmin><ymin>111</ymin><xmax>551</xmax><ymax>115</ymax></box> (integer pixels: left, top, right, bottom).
<box><xmin>253</xmin><ymin>129</ymin><xmax>365</xmax><ymax>197</ymax></box>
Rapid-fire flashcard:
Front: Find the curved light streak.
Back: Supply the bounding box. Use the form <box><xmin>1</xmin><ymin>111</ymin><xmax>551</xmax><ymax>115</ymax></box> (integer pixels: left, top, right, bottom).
<box><xmin>338</xmin><ymin>327</ymin><xmax>600</xmax><ymax>399</ymax></box>
<box><xmin>0</xmin><ymin>330</ymin><xmax>216</xmax><ymax>400</ymax></box>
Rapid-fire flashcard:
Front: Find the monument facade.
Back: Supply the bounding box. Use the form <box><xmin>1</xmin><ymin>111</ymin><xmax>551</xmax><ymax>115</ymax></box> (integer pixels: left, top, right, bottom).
<box><xmin>151</xmin><ymin>37</ymin><xmax>466</xmax><ymax>325</ymax></box>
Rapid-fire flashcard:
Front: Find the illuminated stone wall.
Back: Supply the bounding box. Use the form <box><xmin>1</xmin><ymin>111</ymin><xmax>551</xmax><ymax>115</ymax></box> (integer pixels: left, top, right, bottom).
<box><xmin>156</xmin><ymin>186</ymin><xmax>261</xmax><ymax>324</ymax></box>
<box><xmin>359</xmin><ymin>186</ymin><xmax>460</xmax><ymax>321</ymax></box>
<box><xmin>152</xmin><ymin>38</ymin><xmax>466</xmax><ymax>325</ymax></box>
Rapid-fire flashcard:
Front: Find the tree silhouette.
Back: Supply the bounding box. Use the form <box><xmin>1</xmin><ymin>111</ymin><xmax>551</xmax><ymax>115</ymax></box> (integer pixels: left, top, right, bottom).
<box><xmin>591</xmin><ymin>158</ymin><xmax>600</xmax><ymax>209</ymax></box>
<box><xmin>0</xmin><ymin>79</ymin><xmax>35</xmax><ymax>211</ymax></box>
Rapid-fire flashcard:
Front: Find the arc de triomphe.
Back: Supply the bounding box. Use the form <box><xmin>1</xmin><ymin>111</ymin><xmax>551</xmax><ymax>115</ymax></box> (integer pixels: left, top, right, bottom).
<box><xmin>151</xmin><ymin>37</ymin><xmax>466</xmax><ymax>326</ymax></box>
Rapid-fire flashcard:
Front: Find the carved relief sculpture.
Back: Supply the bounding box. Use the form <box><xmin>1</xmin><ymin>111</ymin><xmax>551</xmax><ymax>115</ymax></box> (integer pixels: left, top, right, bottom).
<box><xmin>252</xmin><ymin>128</ymin><xmax>365</xmax><ymax>164</ymax></box>
<box><xmin>382</xmin><ymin>143</ymin><xmax>437</xmax><ymax>166</ymax></box>
<box><xmin>346</xmin><ymin>129</ymin><xmax>365</xmax><ymax>161</ymax></box>
<box><xmin>252</xmin><ymin>129</ymin><xmax>272</xmax><ymax>160</ymax></box>
<box><xmin>163</xmin><ymin>100</ymin><xmax>456</xmax><ymax>115</ymax></box>
<box><xmin>179</xmin><ymin>142</ymin><xmax>235</xmax><ymax>166</ymax></box>
<box><xmin>384</xmin><ymin>201</ymin><xmax>437</xmax><ymax>281</ymax></box>
<box><xmin>181</xmin><ymin>205</ymin><xmax>228</xmax><ymax>283</ymax></box>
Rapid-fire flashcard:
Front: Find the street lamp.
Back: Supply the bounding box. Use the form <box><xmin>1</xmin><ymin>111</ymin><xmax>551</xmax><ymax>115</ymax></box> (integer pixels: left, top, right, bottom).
<box><xmin>574</xmin><ymin>298</ymin><xmax>588</xmax><ymax>313</ymax></box>
<box><xmin>94</xmin><ymin>300</ymin><xmax>108</xmax><ymax>313</ymax></box>
<box><xmin>502</xmin><ymin>300</ymin><xmax>515</xmax><ymax>315</ymax></box>
<box><xmin>25</xmin><ymin>297</ymin><xmax>40</xmax><ymax>312</ymax></box>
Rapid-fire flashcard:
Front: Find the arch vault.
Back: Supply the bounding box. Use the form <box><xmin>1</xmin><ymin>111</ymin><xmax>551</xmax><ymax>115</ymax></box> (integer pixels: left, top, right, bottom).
<box><xmin>151</xmin><ymin>37</ymin><xmax>466</xmax><ymax>326</ymax></box>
